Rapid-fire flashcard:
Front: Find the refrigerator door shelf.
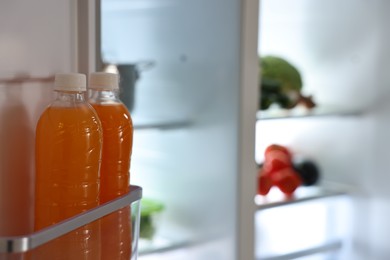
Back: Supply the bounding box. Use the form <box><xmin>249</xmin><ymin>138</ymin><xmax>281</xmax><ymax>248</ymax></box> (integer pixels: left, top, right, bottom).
<box><xmin>0</xmin><ymin>185</ymin><xmax>142</xmax><ymax>254</ymax></box>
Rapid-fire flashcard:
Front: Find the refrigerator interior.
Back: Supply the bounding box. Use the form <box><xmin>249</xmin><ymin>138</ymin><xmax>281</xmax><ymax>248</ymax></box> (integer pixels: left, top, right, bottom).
<box><xmin>257</xmin><ymin>0</ymin><xmax>390</xmax><ymax>259</ymax></box>
<box><xmin>101</xmin><ymin>0</ymin><xmax>257</xmax><ymax>259</ymax></box>
<box><xmin>101</xmin><ymin>0</ymin><xmax>390</xmax><ymax>259</ymax></box>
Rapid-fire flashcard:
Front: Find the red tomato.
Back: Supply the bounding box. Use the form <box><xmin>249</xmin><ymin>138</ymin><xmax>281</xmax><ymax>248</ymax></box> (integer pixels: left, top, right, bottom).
<box><xmin>263</xmin><ymin>150</ymin><xmax>292</xmax><ymax>175</ymax></box>
<box><xmin>270</xmin><ymin>168</ymin><xmax>302</xmax><ymax>195</ymax></box>
<box><xmin>257</xmin><ymin>169</ymin><xmax>273</xmax><ymax>196</ymax></box>
<box><xmin>265</xmin><ymin>144</ymin><xmax>292</xmax><ymax>160</ymax></box>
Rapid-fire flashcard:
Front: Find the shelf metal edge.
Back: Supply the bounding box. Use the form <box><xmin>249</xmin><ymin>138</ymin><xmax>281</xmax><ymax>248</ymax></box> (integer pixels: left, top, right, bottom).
<box><xmin>257</xmin><ymin>108</ymin><xmax>364</xmax><ymax>121</ymax></box>
<box><xmin>0</xmin><ymin>185</ymin><xmax>142</xmax><ymax>253</ymax></box>
<box><xmin>134</xmin><ymin>120</ymin><xmax>192</xmax><ymax>130</ymax></box>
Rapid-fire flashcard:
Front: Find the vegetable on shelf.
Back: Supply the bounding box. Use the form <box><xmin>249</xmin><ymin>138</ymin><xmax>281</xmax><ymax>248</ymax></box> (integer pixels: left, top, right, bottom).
<box><xmin>257</xmin><ymin>144</ymin><xmax>321</xmax><ymax>196</ymax></box>
<box><xmin>140</xmin><ymin>198</ymin><xmax>165</xmax><ymax>240</ymax></box>
<box><xmin>271</xmin><ymin>168</ymin><xmax>302</xmax><ymax>196</ymax></box>
<box><xmin>265</xmin><ymin>144</ymin><xmax>292</xmax><ymax>159</ymax></box>
<box><xmin>257</xmin><ymin>169</ymin><xmax>273</xmax><ymax>196</ymax></box>
<box><xmin>263</xmin><ymin>144</ymin><xmax>293</xmax><ymax>174</ymax></box>
<box><xmin>294</xmin><ymin>160</ymin><xmax>320</xmax><ymax>186</ymax></box>
<box><xmin>259</xmin><ymin>55</ymin><xmax>316</xmax><ymax>110</ymax></box>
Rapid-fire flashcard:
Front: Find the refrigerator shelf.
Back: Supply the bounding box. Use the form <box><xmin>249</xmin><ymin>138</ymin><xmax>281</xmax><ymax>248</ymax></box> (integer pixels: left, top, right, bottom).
<box><xmin>257</xmin><ymin>106</ymin><xmax>363</xmax><ymax>121</ymax></box>
<box><xmin>255</xmin><ymin>185</ymin><xmax>347</xmax><ymax>210</ymax></box>
<box><xmin>133</xmin><ymin>118</ymin><xmax>192</xmax><ymax>130</ymax></box>
<box><xmin>0</xmin><ymin>185</ymin><xmax>142</xmax><ymax>254</ymax></box>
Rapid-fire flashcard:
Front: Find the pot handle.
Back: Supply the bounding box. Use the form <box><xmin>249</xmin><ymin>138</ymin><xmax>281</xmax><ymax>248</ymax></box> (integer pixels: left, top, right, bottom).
<box><xmin>101</xmin><ymin>60</ymin><xmax>155</xmax><ymax>78</ymax></box>
<box><xmin>135</xmin><ymin>60</ymin><xmax>155</xmax><ymax>72</ymax></box>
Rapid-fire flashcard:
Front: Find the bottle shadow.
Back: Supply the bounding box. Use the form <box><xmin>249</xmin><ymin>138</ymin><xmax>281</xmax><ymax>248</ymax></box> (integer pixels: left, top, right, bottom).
<box><xmin>0</xmin><ymin>83</ymin><xmax>34</xmax><ymax>236</ymax></box>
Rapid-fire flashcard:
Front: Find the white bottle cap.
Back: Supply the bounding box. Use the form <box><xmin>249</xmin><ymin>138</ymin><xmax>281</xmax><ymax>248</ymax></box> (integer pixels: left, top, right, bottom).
<box><xmin>54</xmin><ymin>73</ymin><xmax>86</xmax><ymax>92</ymax></box>
<box><xmin>89</xmin><ymin>72</ymin><xmax>119</xmax><ymax>90</ymax></box>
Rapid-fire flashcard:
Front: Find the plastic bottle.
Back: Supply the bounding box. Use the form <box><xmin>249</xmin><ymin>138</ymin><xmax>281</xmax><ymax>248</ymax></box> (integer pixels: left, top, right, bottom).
<box><xmin>34</xmin><ymin>73</ymin><xmax>102</xmax><ymax>259</ymax></box>
<box><xmin>88</xmin><ymin>72</ymin><xmax>133</xmax><ymax>259</ymax></box>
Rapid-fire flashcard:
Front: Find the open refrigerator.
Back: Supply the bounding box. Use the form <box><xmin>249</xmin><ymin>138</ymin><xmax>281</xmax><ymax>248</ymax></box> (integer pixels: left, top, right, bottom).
<box><xmin>2</xmin><ymin>0</ymin><xmax>390</xmax><ymax>260</ymax></box>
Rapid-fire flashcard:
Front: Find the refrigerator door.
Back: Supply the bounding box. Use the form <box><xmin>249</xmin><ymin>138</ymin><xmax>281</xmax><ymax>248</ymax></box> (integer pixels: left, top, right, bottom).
<box><xmin>0</xmin><ymin>0</ymin><xmax>98</xmax><ymax>237</ymax></box>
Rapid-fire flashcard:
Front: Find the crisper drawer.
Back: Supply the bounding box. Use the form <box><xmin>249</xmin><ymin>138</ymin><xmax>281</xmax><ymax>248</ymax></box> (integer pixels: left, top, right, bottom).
<box><xmin>0</xmin><ymin>185</ymin><xmax>142</xmax><ymax>260</ymax></box>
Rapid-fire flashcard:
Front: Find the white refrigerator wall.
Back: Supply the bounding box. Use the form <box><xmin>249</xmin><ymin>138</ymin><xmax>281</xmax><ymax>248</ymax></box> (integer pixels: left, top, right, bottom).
<box><xmin>258</xmin><ymin>0</ymin><xmax>390</xmax><ymax>259</ymax></box>
<box><xmin>102</xmin><ymin>1</ymin><xmax>252</xmax><ymax>258</ymax></box>
<box><xmin>0</xmin><ymin>0</ymin><xmax>77</xmax><ymax>236</ymax></box>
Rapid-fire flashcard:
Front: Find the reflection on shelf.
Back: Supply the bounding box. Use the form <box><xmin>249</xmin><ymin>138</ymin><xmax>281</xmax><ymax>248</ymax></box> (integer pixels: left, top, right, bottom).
<box><xmin>255</xmin><ymin>186</ymin><xmax>348</xmax><ymax>210</ymax></box>
<box><xmin>257</xmin><ymin>105</ymin><xmax>363</xmax><ymax>120</ymax></box>
<box><xmin>139</xmin><ymin>236</ymin><xmax>191</xmax><ymax>256</ymax></box>
<box><xmin>258</xmin><ymin>240</ymin><xmax>343</xmax><ymax>260</ymax></box>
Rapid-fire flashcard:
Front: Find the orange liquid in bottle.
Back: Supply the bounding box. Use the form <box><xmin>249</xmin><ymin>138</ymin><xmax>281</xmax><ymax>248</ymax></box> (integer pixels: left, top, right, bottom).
<box><xmin>91</xmin><ymin>103</ymin><xmax>133</xmax><ymax>202</ymax></box>
<box><xmin>34</xmin><ymin>103</ymin><xmax>102</xmax><ymax>259</ymax></box>
<box><xmin>91</xmin><ymin>103</ymin><xmax>133</xmax><ymax>260</ymax></box>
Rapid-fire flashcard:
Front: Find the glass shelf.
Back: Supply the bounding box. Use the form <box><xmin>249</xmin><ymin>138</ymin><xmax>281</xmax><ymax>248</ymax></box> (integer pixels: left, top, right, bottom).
<box><xmin>255</xmin><ymin>185</ymin><xmax>348</xmax><ymax>210</ymax></box>
<box><xmin>257</xmin><ymin>106</ymin><xmax>363</xmax><ymax>120</ymax></box>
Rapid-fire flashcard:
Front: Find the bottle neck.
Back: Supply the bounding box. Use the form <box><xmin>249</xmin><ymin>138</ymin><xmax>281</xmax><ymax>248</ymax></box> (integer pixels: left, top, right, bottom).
<box><xmin>52</xmin><ymin>91</ymin><xmax>86</xmax><ymax>107</ymax></box>
<box><xmin>56</xmin><ymin>91</ymin><xmax>85</xmax><ymax>101</ymax></box>
<box><xmin>88</xmin><ymin>89</ymin><xmax>121</xmax><ymax>104</ymax></box>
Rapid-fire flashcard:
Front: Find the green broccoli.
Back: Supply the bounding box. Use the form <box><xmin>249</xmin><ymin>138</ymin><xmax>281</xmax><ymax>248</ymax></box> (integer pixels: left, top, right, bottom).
<box><xmin>259</xmin><ymin>56</ymin><xmax>315</xmax><ymax>110</ymax></box>
<box><xmin>261</xmin><ymin>55</ymin><xmax>303</xmax><ymax>93</ymax></box>
<box><xmin>139</xmin><ymin>198</ymin><xmax>164</xmax><ymax>240</ymax></box>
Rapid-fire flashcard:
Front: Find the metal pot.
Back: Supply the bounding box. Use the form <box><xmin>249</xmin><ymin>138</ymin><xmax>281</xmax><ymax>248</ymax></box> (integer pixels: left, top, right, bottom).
<box><xmin>103</xmin><ymin>61</ymin><xmax>154</xmax><ymax>112</ymax></box>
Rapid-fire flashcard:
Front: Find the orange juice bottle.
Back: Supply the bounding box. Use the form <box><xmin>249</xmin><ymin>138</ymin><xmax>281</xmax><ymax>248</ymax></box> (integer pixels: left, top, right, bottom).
<box><xmin>88</xmin><ymin>72</ymin><xmax>133</xmax><ymax>259</ymax></box>
<box><xmin>34</xmin><ymin>73</ymin><xmax>102</xmax><ymax>259</ymax></box>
